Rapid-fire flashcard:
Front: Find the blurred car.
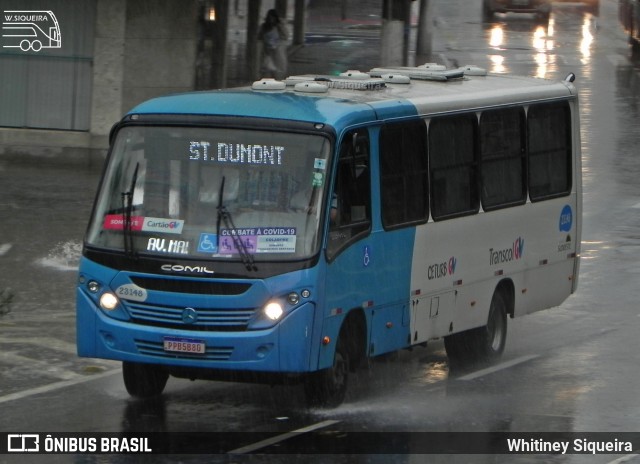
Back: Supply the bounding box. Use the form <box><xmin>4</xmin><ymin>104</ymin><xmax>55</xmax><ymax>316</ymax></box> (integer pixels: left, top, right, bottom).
<box><xmin>483</xmin><ymin>0</ymin><xmax>552</xmax><ymax>20</ymax></box>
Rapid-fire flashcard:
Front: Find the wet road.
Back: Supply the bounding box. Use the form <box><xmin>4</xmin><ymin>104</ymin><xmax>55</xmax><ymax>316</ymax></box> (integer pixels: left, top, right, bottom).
<box><xmin>2</xmin><ymin>0</ymin><xmax>640</xmax><ymax>462</ymax></box>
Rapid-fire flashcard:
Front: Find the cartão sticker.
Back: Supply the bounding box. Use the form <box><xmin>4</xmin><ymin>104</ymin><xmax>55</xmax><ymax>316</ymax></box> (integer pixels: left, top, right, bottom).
<box><xmin>142</xmin><ymin>217</ymin><xmax>185</xmax><ymax>234</ymax></box>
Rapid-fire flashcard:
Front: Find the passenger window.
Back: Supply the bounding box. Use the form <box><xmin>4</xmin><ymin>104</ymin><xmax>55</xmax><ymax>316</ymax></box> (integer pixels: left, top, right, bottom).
<box><xmin>429</xmin><ymin>114</ymin><xmax>479</xmax><ymax>220</ymax></box>
<box><xmin>327</xmin><ymin>129</ymin><xmax>371</xmax><ymax>259</ymax></box>
<box><xmin>528</xmin><ymin>102</ymin><xmax>572</xmax><ymax>201</ymax></box>
<box><xmin>479</xmin><ymin>107</ymin><xmax>526</xmax><ymax>210</ymax></box>
<box><xmin>380</xmin><ymin>120</ymin><xmax>428</xmax><ymax>229</ymax></box>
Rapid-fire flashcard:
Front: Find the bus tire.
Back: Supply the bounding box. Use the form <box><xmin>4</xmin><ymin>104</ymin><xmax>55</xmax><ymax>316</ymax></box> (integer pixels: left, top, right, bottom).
<box><xmin>303</xmin><ymin>338</ymin><xmax>348</xmax><ymax>408</ymax></box>
<box><xmin>473</xmin><ymin>291</ymin><xmax>508</xmax><ymax>361</ymax></box>
<box><xmin>122</xmin><ymin>361</ymin><xmax>169</xmax><ymax>398</ymax></box>
<box><xmin>445</xmin><ymin>291</ymin><xmax>508</xmax><ymax>364</ymax></box>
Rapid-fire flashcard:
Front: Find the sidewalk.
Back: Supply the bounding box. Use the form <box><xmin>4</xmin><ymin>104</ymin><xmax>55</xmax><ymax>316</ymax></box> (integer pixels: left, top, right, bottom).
<box><xmin>226</xmin><ymin>0</ymin><xmax>385</xmax><ymax>87</ymax></box>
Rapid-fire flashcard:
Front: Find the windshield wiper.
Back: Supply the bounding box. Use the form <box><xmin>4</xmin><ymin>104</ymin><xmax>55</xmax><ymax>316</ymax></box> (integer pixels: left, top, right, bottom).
<box><xmin>121</xmin><ymin>162</ymin><xmax>139</xmax><ymax>259</ymax></box>
<box><xmin>216</xmin><ymin>175</ymin><xmax>257</xmax><ymax>272</ymax></box>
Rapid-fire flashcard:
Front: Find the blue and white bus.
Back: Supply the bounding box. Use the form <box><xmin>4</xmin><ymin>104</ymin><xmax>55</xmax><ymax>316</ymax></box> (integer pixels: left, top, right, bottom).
<box><xmin>77</xmin><ymin>65</ymin><xmax>581</xmax><ymax>406</ymax></box>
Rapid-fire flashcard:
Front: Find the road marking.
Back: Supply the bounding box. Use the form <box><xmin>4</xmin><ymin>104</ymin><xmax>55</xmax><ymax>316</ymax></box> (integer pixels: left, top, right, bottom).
<box><xmin>227</xmin><ymin>419</ymin><xmax>341</xmax><ymax>454</ymax></box>
<box><xmin>0</xmin><ymin>369</ymin><xmax>120</xmax><ymax>404</ymax></box>
<box><xmin>1</xmin><ymin>336</ymin><xmax>78</xmax><ymax>354</ymax></box>
<box><xmin>0</xmin><ymin>351</ymin><xmax>84</xmax><ymax>380</ymax></box>
<box><xmin>457</xmin><ymin>354</ymin><xmax>540</xmax><ymax>381</ymax></box>
<box><xmin>0</xmin><ymin>243</ymin><xmax>12</xmax><ymax>256</ymax></box>
<box><xmin>606</xmin><ymin>455</ymin><xmax>640</xmax><ymax>464</ymax></box>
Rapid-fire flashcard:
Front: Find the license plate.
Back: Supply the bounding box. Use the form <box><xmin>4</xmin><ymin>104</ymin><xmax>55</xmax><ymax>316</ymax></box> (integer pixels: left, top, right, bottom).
<box><xmin>512</xmin><ymin>0</ymin><xmax>530</xmax><ymax>5</ymax></box>
<box><xmin>163</xmin><ymin>336</ymin><xmax>206</xmax><ymax>354</ymax></box>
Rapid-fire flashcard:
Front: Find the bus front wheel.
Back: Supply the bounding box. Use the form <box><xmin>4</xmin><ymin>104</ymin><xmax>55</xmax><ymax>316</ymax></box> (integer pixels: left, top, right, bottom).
<box><xmin>122</xmin><ymin>361</ymin><xmax>169</xmax><ymax>398</ymax></box>
<box><xmin>304</xmin><ymin>338</ymin><xmax>348</xmax><ymax>408</ymax></box>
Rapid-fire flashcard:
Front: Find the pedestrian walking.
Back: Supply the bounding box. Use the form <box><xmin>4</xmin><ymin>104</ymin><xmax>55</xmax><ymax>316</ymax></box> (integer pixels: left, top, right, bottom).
<box><xmin>0</xmin><ymin>287</ymin><xmax>14</xmax><ymax>315</ymax></box>
<box><xmin>258</xmin><ymin>9</ymin><xmax>289</xmax><ymax>79</ymax></box>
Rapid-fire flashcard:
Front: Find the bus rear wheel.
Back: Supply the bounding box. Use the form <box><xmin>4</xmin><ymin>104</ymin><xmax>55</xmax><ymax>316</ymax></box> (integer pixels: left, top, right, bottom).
<box><xmin>122</xmin><ymin>361</ymin><xmax>169</xmax><ymax>398</ymax></box>
<box><xmin>445</xmin><ymin>291</ymin><xmax>508</xmax><ymax>365</ymax></box>
<box><xmin>304</xmin><ymin>338</ymin><xmax>348</xmax><ymax>408</ymax></box>
<box><xmin>475</xmin><ymin>292</ymin><xmax>508</xmax><ymax>360</ymax></box>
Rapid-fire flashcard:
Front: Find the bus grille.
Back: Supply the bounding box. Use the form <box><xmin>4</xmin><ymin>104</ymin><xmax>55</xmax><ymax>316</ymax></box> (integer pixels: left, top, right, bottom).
<box><xmin>130</xmin><ymin>277</ymin><xmax>251</xmax><ymax>295</ymax></box>
<box><xmin>134</xmin><ymin>339</ymin><xmax>233</xmax><ymax>361</ymax></box>
<box><xmin>125</xmin><ymin>301</ymin><xmax>256</xmax><ymax>331</ymax></box>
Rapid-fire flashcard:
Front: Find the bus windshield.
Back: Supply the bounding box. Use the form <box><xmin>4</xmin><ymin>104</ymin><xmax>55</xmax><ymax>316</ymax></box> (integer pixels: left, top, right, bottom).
<box><xmin>86</xmin><ymin>125</ymin><xmax>332</xmax><ymax>263</ymax></box>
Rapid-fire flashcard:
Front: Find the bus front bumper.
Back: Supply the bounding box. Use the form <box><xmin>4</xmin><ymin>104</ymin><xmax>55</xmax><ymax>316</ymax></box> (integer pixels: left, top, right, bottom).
<box><xmin>76</xmin><ymin>289</ymin><xmax>316</xmax><ymax>374</ymax></box>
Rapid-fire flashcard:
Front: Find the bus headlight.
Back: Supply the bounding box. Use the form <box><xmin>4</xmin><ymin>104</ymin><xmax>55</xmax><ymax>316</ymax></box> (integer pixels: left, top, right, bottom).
<box><xmin>99</xmin><ymin>292</ymin><xmax>119</xmax><ymax>311</ymax></box>
<box><xmin>264</xmin><ymin>302</ymin><xmax>284</xmax><ymax>321</ymax></box>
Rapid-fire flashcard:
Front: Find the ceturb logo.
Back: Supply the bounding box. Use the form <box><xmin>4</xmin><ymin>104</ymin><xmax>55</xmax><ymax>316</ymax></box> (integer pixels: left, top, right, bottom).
<box><xmin>2</xmin><ymin>10</ymin><xmax>61</xmax><ymax>52</ymax></box>
<box><xmin>427</xmin><ymin>256</ymin><xmax>457</xmax><ymax>280</ymax></box>
<box><xmin>489</xmin><ymin>237</ymin><xmax>524</xmax><ymax>266</ymax></box>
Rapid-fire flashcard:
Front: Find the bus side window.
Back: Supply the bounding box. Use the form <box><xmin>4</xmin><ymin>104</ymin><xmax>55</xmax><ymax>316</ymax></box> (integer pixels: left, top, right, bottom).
<box><xmin>527</xmin><ymin>102</ymin><xmax>572</xmax><ymax>201</ymax></box>
<box><xmin>479</xmin><ymin>107</ymin><xmax>527</xmax><ymax>210</ymax></box>
<box><xmin>429</xmin><ymin>114</ymin><xmax>479</xmax><ymax>220</ymax></box>
<box><xmin>327</xmin><ymin>129</ymin><xmax>371</xmax><ymax>259</ymax></box>
<box><xmin>379</xmin><ymin>120</ymin><xmax>428</xmax><ymax>229</ymax></box>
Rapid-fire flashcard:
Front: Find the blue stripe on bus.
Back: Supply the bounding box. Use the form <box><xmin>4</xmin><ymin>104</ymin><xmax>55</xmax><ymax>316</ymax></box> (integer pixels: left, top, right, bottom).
<box><xmin>128</xmin><ymin>90</ymin><xmax>420</xmax><ymax>127</ymax></box>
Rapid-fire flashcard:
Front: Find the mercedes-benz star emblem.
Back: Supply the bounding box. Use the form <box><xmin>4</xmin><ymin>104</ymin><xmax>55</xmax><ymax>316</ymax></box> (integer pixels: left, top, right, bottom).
<box><xmin>182</xmin><ymin>307</ymin><xmax>198</xmax><ymax>324</ymax></box>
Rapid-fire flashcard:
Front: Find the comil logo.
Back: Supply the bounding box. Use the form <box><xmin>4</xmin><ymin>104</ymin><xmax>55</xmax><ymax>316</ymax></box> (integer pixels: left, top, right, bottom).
<box><xmin>2</xmin><ymin>10</ymin><xmax>61</xmax><ymax>52</ymax></box>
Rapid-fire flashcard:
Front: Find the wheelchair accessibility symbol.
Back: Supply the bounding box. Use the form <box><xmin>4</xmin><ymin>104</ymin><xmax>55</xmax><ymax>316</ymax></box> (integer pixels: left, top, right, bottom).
<box><xmin>363</xmin><ymin>245</ymin><xmax>371</xmax><ymax>267</ymax></box>
<box><xmin>197</xmin><ymin>233</ymin><xmax>218</xmax><ymax>254</ymax></box>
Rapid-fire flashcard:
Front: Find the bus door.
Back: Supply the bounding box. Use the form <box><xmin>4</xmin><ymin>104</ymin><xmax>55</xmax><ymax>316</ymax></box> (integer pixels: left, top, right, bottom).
<box><xmin>325</xmin><ymin>128</ymin><xmax>410</xmax><ymax>359</ymax></box>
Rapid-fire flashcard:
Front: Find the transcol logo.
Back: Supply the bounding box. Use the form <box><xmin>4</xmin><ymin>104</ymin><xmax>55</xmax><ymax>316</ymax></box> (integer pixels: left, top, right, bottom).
<box><xmin>2</xmin><ymin>10</ymin><xmax>61</xmax><ymax>52</ymax></box>
<box><xmin>489</xmin><ymin>237</ymin><xmax>524</xmax><ymax>266</ymax></box>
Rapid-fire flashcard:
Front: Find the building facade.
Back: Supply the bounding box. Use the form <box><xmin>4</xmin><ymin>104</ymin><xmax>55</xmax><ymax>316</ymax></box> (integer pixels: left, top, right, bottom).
<box><xmin>0</xmin><ymin>0</ymin><xmax>198</xmax><ymax>164</ymax></box>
